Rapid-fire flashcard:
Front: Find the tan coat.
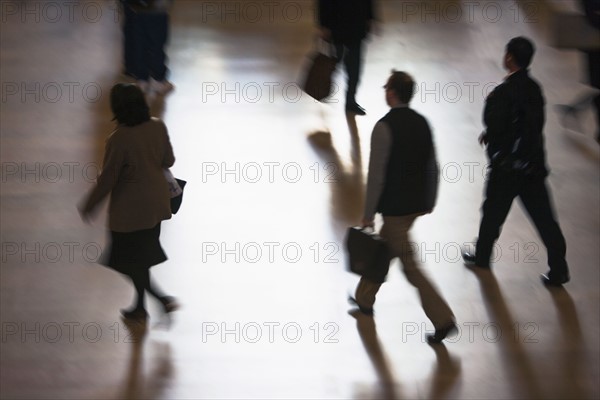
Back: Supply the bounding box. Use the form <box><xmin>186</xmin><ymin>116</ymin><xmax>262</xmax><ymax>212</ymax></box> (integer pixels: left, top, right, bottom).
<box><xmin>82</xmin><ymin>118</ymin><xmax>175</xmax><ymax>232</ymax></box>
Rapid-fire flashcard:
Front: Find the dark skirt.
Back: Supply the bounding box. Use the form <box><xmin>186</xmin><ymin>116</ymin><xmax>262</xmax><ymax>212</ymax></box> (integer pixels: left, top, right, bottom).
<box><xmin>100</xmin><ymin>223</ymin><xmax>167</xmax><ymax>274</ymax></box>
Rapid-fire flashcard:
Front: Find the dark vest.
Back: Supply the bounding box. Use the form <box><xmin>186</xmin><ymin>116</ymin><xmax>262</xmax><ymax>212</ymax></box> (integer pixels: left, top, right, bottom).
<box><xmin>377</xmin><ymin>108</ymin><xmax>439</xmax><ymax>216</ymax></box>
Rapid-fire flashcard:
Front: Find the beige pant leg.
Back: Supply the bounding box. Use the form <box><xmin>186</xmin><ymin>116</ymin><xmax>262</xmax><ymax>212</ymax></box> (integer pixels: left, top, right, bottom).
<box><xmin>382</xmin><ymin>214</ymin><xmax>455</xmax><ymax>329</ymax></box>
<box><xmin>355</xmin><ymin>277</ymin><xmax>383</xmax><ymax>309</ymax></box>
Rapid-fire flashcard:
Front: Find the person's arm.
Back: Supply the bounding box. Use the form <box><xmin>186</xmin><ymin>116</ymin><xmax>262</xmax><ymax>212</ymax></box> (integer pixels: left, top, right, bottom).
<box><xmin>363</xmin><ymin>121</ymin><xmax>392</xmax><ymax>226</ymax></box>
<box><xmin>482</xmin><ymin>84</ymin><xmax>510</xmax><ymax>153</ymax></box>
<box><xmin>79</xmin><ymin>133</ymin><xmax>124</xmax><ymax>218</ymax></box>
<box><xmin>516</xmin><ymin>84</ymin><xmax>545</xmax><ymax>164</ymax></box>
<box><xmin>161</xmin><ymin>122</ymin><xmax>175</xmax><ymax>168</ymax></box>
<box><xmin>318</xmin><ymin>0</ymin><xmax>334</xmax><ymax>39</ymax></box>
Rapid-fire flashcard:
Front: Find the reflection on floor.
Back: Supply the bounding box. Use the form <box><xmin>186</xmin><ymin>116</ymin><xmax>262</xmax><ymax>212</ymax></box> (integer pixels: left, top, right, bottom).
<box><xmin>1</xmin><ymin>1</ymin><xmax>599</xmax><ymax>399</ymax></box>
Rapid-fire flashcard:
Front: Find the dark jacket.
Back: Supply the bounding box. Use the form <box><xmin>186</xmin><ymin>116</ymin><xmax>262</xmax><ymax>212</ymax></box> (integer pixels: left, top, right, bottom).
<box><xmin>582</xmin><ymin>0</ymin><xmax>600</xmax><ymax>29</ymax></box>
<box><xmin>318</xmin><ymin>0</ymin><xmax>376</xmax><ymax>43</ymax></box>
<box><xmin>483</xmin><ymin>69</ymin><xmax>548</xmax><ymax>177</ymax></box>
<box><xmin>377</xmin><ymin>108</ymin><xmax>439</xmax><ymax>216</ymax></box>
<box><xmin>122</xmin><ymin>0</ymin><xmax>171</xmax><ymax>13</ymax></box>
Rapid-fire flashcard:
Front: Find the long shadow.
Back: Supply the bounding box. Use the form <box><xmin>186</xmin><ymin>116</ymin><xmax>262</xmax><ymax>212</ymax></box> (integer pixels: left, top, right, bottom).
<box><xmin>307</xmin><ymin>114</ymin><xmax>365</xmax><ymax>236</ymax></box>
<box><xmin>426</xmin><ymin>343</ymin><xmax>462</xmax><ymax>400</ymax></box>
<box><xmin>546</xmin><ymin>287</ymin><xmax>591</xmax><ymax>399</ymax></box>
<box><xmin>467</xmin><ymin>266</ymin><xmax>543</xmax><ymax>399</ymax></box>
<box><xmin>349</xmin><ymin>311</ymin><xmax>401</xmax><ymax>399</ymax></box>
<box><xmin>118</xmin><ymin>320</ymin><xmax>174</xmax><ymax>399</ymax></box>
<box><xmin>350</xmin><ymin>310</ymin><xmax>462</xmax><ymax>400</ymax></box>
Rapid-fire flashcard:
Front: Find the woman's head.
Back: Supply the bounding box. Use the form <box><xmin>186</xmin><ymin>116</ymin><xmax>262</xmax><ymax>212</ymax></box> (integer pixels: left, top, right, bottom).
<box><xmin>110</xmin><ymin>83</ymin><xmax>150</xmax><ymax>126</ymax></box>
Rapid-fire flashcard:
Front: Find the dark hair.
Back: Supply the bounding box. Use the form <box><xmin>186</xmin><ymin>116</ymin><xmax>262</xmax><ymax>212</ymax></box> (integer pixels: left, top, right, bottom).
<box><xmin>506</xmin><ymin>36</ymin><xmax>535</xmax><ymax>69</ymax></box>
<box><xmin>387</xmin><ymin>70</ymin><xmax>415</xmax><ymax>104</ymax></box>
<box><xmin>110</xmin><ymin>83</ymin><xmax>150</xmax><ymax>126</ymax></box>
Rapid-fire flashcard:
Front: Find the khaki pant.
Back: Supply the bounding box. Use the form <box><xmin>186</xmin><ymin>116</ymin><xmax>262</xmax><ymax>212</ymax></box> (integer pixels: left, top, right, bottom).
<box><xmin>355</xmin><ymin>214</ymin><xmax>455</xmax><ymax>329</ymax></box>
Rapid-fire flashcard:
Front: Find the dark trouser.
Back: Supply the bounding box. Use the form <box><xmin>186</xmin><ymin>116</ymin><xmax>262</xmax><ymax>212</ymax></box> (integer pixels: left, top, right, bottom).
<box><xmin>334</xmin><ymin>40</ymin><xmax>363</xmax><ymax>106</ymax></box>
<box><xmin>588</xmin><ymin>50</ymin><xmax>600</xmax><ymax>140</ymax></box>
<box><xmin>130</xmin><ymin>11</ymin><xmax>169</xmax><ymax>81</ymax></box>
<box><xmin>475</xmin><ymin>169</ymin><xmax>569</xmax><ymax>277</ymax></box>
<box><xmin>122</xmin><ymin>3</ymin><xmax>137</xmax><ymax>76</ymax></box>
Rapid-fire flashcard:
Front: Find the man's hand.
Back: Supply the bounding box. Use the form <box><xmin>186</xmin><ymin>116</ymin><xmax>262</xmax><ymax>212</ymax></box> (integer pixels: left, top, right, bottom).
<box><xmin>478</xmin><ymin>132</ymin><xmax>488</xmax><ymax>146</ymax></box>
<box><xmin>367</xmin><ymin>20</ymin><xmax>381</xmax><ymax>37</ymax></box>
<box><xmin>319</xmin><ymin>27</ymin><xmax>331</xmax><ymax>41</ymax></box>
<box><xmin>361</xmin><ymin>218</ymin><xmax>374</xmax><ymax>229</ymax></box>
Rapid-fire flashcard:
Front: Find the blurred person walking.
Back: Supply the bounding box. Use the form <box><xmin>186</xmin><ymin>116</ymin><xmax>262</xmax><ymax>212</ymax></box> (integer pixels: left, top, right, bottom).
<box><xmin>556</xmin><ymin>0</ymin><xmax>600</xmax><ymax>143</ymax></box>
<box><xmin>120</xmin><ymin>0</ymin><xmax>174</xmax><ymax>95</ymax></box>
<box><xmin>318</xmin><ymin>0</ymin><xmax>377</xmax><ymax>115</ymax></box>
<box><xmin>462</xmin><ymin>37</ymin><xmax>570</xmax><ymax>286</ymax></box>
<box><xmin>79</xmin><ymin>83</ymin><xmax>179</xmax><ymax>323</ymax></box>
<box><xmin>352</xmin><ymin>70</ymin><xmax>457</xmax><ymax>344</ymax></box>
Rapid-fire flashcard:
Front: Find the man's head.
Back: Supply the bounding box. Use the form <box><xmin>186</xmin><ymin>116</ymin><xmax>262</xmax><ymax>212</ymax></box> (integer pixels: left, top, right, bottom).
<box><xmin>384</xmin><ymin>70</ymin><xmax>415</xmax><ymax>107</ymax></box>
<box><xmin>504</xmin><ymin>36</ymin><xmax>535</xmax><ymax>72</ymax></box>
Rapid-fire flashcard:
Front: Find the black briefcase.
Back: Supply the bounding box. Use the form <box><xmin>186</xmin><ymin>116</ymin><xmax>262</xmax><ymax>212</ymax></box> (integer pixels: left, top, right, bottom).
<box><xmin>345</xmin><ymin>227</ymin><xmax>391</xmax><ymax>283</ymax></box>
<box><xmin>300</xmin><ymin>40</ymin><xmax>337</xmax><ymax>101</ymax></box>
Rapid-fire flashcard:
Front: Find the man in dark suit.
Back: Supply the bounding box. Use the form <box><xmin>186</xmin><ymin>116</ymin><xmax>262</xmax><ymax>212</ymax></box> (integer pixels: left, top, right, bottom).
<box><xmin>352</xmin><ymin>70</ymin><xmax>457</xmax><ymax>344</ymax></box>
<box><xmin>462</xmin><ymin>37</ymin><xmax>570</xmax><ymax>286</ymax></box>
<box><xmin>318</xmin><ymin>0</ymin><xmax>376</xmax><ymax>115</ymax></box>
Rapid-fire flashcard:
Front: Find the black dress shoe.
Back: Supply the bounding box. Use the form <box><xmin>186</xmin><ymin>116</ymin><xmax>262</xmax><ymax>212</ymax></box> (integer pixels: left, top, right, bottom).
<box><xmin>541</xmin><ymin>271</ymin><xmax>570</xmax><ymax>286</ymax></box>
<box><xmin>348</xmin><ymin>296</ymin><xmax>374</xmax><ymax>316</ymax></box>
<box><xmin>159</xmin><ymin>296</ymin><xmax>181</xmax><ymax>314</ymax></box>
<box><xmin>426</xmin><ymin>322</ymin><xmax>458</xmax><ymax>344</ymax></box>
<box><xmin>462</xmin><ymin>251</ymin><xmax>476</xmax><ymax>265</ymax></box>
<box><xmin>120</xmin><ymin>308</ymin><xmax>148</xmax><ymax>323</ymax></box>
<box><xmin>461</xmin><ymin>251</ymin><xmax>490</xmax><ymax>268</ymax></box>
<box><xmin>346</xmin><ymin>103</ymin><xmax>366</xmax><ymax>116</ymax></box>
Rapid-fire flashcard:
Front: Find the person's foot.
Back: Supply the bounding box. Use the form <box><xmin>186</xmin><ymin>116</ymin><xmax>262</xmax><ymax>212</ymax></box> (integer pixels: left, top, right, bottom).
<box><xmin>120</xmin><ymin>308</ymin><xmax>148</xmax><ymax>323</ymax></box>
<box><xmin>462</xmin><ymin>251</ymin><xmax>489</xmax><ymax>268</ymax></box>
<box><xmin>346</xmin><ymin>103</ymin><xmax>366</xmax><ymax>116</ymax></box>
<box><xmin>151</xmin><ymin>79</ymin><xmax>175</xmax><ymax>95</ymax></box>
<box><xmin>541</xmin><ymin>271</ymin><xmax>570</xmax><ymax>286</ymax></box>
<box><xmin>426</xmin><ymin>321</ymin><xmax>458</xmax><ymax>344</ymax></box>
<box><xmin>348</xmin><ymin>296</ymin><xmax>374</xmax><ymax>316</ymax></box>
<box><xmin>159</xmin><ymin>296</ymin><xmax>180</xmax><ymax>314</ymax></box>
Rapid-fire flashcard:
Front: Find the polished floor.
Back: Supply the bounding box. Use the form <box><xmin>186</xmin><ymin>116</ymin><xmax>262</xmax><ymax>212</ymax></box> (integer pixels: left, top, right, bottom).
<box><xmin>1</xmin><ymin>1</ymin><xmax>599</xmax><ymax>399</ymax></box>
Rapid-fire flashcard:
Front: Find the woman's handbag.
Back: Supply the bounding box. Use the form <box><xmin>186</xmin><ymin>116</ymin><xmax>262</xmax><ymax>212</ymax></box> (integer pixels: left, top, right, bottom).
<box><xmin>164</xmin><ymin>169</ymin><xmax>186</xmax><ymax>214</ymax></box>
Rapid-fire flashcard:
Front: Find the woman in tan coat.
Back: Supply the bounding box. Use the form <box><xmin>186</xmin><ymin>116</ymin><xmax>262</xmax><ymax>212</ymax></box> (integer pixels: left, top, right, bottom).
<box><xmin>80</xmin><ymin>83</ymin><xmax>178</xmax><ymax>323</ymax></box>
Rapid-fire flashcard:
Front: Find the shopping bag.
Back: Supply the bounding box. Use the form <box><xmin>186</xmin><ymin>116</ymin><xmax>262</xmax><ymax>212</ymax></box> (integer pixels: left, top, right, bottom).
<box><xmin>345</xmin><ymin>227</ymin><xmax>390</xmax><ymax>283</ymax></box>
<box><xmin>164</xmin><ymin>169</ymin><xmax>187</xmax><ymax>214</ymax></box>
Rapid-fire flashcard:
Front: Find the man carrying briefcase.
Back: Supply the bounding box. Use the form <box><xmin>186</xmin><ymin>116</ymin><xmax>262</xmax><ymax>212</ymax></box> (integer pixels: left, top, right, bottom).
<box><xmin>352</xmin><ymin>70</ymin><xmax>456</xmax><ymax>344</ymax></box>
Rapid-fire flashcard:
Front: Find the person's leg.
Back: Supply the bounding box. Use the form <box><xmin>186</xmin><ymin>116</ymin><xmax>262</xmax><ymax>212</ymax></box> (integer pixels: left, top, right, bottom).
<box><xmin>475</xmin><ymin>170</ymin><xmax>518</xmax><ymax>267</ymax></box>
<box><xmin>122</xmin><ymin>2</ymin><xmax>137</xmax><ymax>77</ymax></box>
<box><xmin>518</xmin><ymin>177</ymin><xmax>569</xmax><ymax>282</ymax></box>
<box><xmin>137</xmin><ymin>268</ymin><xmax>166</xmax><ymax>300</ymax></box>
<box><xmin>145</xmin><ymin>12</ymin><xmax>169</xmax><ymax>82</ymax></box>
<box><xmin>591</xmin><ymin>49</ymin><xmax>600</xmax><ymax>142</ymax></box>
<box><xmin>343</xmin><ymin>40</ymin><xmax>364</xmax><ymax>112</ymax></box>
<box><xmin>121</xmin><ymin>269</ymin><xmax>149</xmax><ymax>321</ymax></box>
<box><xmin>383</xmin><ymin>215</ymin><xmax>455</xmax><ymax>331</ymax></box>
<box><xmin>130</xmin><ymin>11</ymin><xmax>148</xmax><ymax>82</ymax></box>
<box><xmin>354</xmin><ymin>277</ymin><xmax>382</xmax><ymax>315</ymax></box>
<box><xmin>128</xmin><ymin>268</ymin><xmax>179</xmax><ymax>313</ymax></box>
<box><xmin>130</xmin><ymin>271</ymin><xmax>146</xmax><ymax>310</ymax></box>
